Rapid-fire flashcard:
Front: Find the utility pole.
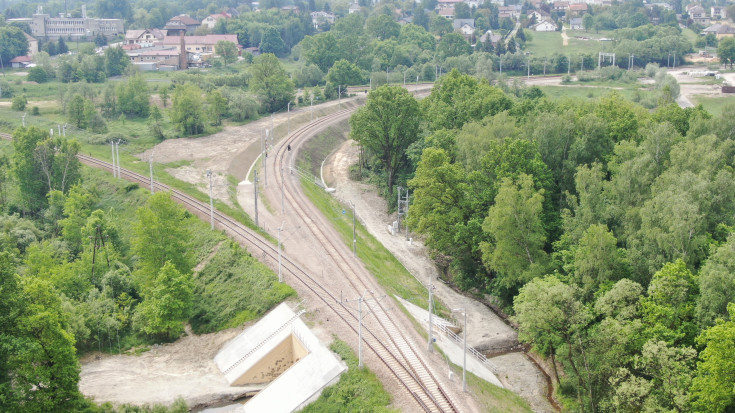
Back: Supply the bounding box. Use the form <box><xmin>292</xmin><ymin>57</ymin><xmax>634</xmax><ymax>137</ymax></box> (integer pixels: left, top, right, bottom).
<box><xmin>254</xmin><ymin>170</ymin><xmax>259</xmax><ymax>227</ymax></box>
<box><xmin>115</xmin><ymin>141</ymin><xmax>121</xmax><ymax>178</ymax></box>
<box><xmin>264</xmin><ymin>130</ymin><xmax>269</xmax><ymax>188</ymax></box>
<box><xmin>21</xmin><ymin>112</ymin><xmax>26</xmax><ymax>127</ymax></box>
<box><xmin>206</xmin><ymin>169</ymin><xmax>214</xmax><ymax>230</ymax></box>
<box><xmin>453</xmin><ymin>308</ymin><xmax>467</xmax><ymax>392</ymax></box>
<box><xmin>396</xmin><ymin>186</ymin><xmax>402</xmax><ymax>230</ymax></box>
<box><xmin>405</xmin><ymin>188</ymin><xmax>409</xmax><ymax>242</ymax></box>
<box><xmin>277</xmin><ymin>222</ymin><xmax>284</xmax><ymax>282</ymax></box>
<box><xmin>111</xmin><ymin>141</ymin><xmax>116</xmax><ymax>178</ymax></box>
<box><xmin>149</xmin><ymin>155</ymin><xmax>154</xmax><ymax>194</ymax></box>
<box><xmin>350</xmin><ymin>201</ymin><xmax>356</xmax><ymax>256</ymax></box>
<box><xmin>428</xmin><ymin>283</ymin><xmax>434</xmax><ymax>353</ymax></box>
<box><xmin>403</xmin><ymin>71</ymin><xmax>406</xmax><ymax>86</ymax></box>
<box><xmin>344</xmin><ymin>290</ymin><xmax>381</xmax><ymax>368</ymax></box>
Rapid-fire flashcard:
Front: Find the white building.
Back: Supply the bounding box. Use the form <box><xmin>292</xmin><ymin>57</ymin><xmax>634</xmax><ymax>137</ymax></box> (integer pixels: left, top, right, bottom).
<box><xmin>532</xmin><ymin>20</ymin><xmax>558</xmax><ymax>31</ymax></box>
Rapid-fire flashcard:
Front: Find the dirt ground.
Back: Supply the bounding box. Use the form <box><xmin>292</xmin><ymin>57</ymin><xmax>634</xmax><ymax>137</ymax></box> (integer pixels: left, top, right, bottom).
<box><xmin>79</xmin><ymin>327</ymin><xmax>257</xmax><ymax>409</ymax></box>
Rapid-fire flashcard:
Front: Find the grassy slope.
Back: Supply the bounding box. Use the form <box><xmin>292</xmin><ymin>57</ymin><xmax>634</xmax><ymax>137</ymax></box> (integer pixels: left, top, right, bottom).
<box><xmin>77</xmin><ymin>167</ymin><xmax>294</xmax><ymax>345</ymax></box>
<box><xmin>300</xmin><ymin>339</ymin><xmax>396</xmax><ymax>413</ymax></box>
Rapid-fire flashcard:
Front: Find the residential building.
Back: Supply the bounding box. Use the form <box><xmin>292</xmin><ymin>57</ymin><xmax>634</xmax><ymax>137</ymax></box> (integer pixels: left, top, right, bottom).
<box><xmin>162</xmin><ymin>34</ymin><xmax>240</xmax><ymax>55</ymax></box>
<box><xmin>499</xmin><ymin>5</ymin><xmax>522</xmax><ymax>20</ymax></box>
<box><xmin>201</xmin><ymin>13</ymin><xmax>231</xmax><ymax>29</ymax></box>
<box><xmin>164</xmin><ymin>15</ymin><xmax>201</xmax><ymax>35</ymax></box>
<box><xmin>711</xmin><ymin>6</ymin><xmax>727</xmax><ymax>20</ymax></box>
<box><xmin>570</xmin><ymin>17</ymin><xmax>583</xmax><ymax>29</ymax></box>
<box><xmin>532</xmin><ymin>20</ymin><xmax>558</xmax><ymax>31</ymax></box>
<box><xmin>453</xmin><ymin>19</ymin><xmax>475</xmax><ymax>41</ymax></box>
<box><xmin>10</xmin><ymin>55</ymin><xmax>33</xmax><ymax>68</ymax></box>
<box><xmin>569</xmin><ymin>3</ymin><xmax>588</xmax><ymax>15</ymax></box>
<box><xmin>439</xmin><ymin>8</ymin><xmax>455</xmax><ymax>19</ymax></box>
<box><xmin>553</xmin><ymin>1</ymin><xmax>570</xmax><ymax>12</ymax></box>
<box><xmin>479</xmin><ymin>29</ymin><xmax>503</xmax><ymax>45</ymax></box>
<box><xmin>310</xmin><ymin>11</ymin><xmax>336</xmax><ymax>29</ymax></box>
<box><xmin>349</xmin><ymin>3</ymin><xmax>362</xmax><ymax>14</ymax></box>
<box><xmin>24</xmin><ymin>32</ymin><xmax>38</xmax><ymax>56</ymax></box>
<box><xmin>688</xmin><ymin>5</ymin><xmax>711</xmax><ymax>25</ymax></box>
<box><xmin>702</xmin><ymin>23</ymin><xmax>735</xmax><ymax>38</ymax></box>
<box><xmin>527</xmin><ymin>10</ymin><xmax>551</xmax><ymax>22</ymax></box>
<box><xmin>124</xmin><ymin>29</ymin><xmax>165</xmax><ymax>46</ymax></box>
<box><xmin>24</xmin><ymin>5</ymin><xmax>123</xmax><ymax>39</ymax></box>
<box><xmin>438</xmin><ymin>0</ymin><xmax>464</xmax><ymax>9</ymax></box>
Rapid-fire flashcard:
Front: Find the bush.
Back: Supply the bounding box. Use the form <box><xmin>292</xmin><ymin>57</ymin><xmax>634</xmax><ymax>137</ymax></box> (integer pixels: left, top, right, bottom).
<box><xmin>30</xmin><ymin>106</ymin><xmax>39</xmax><ymax>115</ymax></box>
<box><xmin>561</xmin><ymin>74</ymin><xmax>572</xmax><ymax>84</ymax></box>
<box><xmin>645</xmin><ymin>62</ymin><xmax>659</xmax><ymax>78</ymax></box>
<box><xmin>11</xmin><ymin>94</ymin><xmax>27</xmax><ymax>111</ymax></box>
<box><xmin>26</xmin><ymin>67</ymin><xmax>48</xmax><ymax>83</ymax></box>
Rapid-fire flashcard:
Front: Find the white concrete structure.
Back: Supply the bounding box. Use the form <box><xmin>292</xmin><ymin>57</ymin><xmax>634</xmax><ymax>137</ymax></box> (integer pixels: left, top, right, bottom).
<box><xmin>396</xmin><ymin>297</ymin><xmax>504</xmax><ymax>389</ymax></box>
<box><xmin>214</xmin><ymin>303</ymin><xmax>346</xmax><ymax>412</ymax></box>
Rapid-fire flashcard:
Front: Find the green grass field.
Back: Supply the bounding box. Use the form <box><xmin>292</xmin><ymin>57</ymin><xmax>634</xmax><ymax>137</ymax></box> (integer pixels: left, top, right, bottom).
<box><xmin>538</xmin><ymin>85</ymin><xmax>654</xmax><ymax>102</ymax></box>
<box><xmin>524</xmin><ymin>29</ymin><xmax>613</xmax><ymax>57</ymax></box>
<box><xmin>693</xmin><ymin>95</ymin><xmax>735</xmax><ymax>116</ymax></box>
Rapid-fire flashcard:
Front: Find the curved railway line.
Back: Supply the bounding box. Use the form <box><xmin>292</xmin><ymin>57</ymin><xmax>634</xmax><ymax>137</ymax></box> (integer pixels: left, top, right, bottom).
<box><xmin>0</xmin><ymin>99</ymin><xmax>462</xmax><ymax>412</ymax></box>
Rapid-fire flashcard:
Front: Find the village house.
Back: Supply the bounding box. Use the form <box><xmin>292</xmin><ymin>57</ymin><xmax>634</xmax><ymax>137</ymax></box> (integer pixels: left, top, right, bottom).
<box><xmin>124</xmin><ymin>28</ymin><xmax>165</xmax><ymax>46</ymax></box>
<box><xmin>479</xmin><ymin>29</ymin><xmax>503</xmax><ymax>45</ymax></box>
<box><xmin>201</xmin><ymin>13</ymin><xmax>231</xmax><ymax>29</ymax></box>
<box><xmin>453</xmin><ymin>19</ymin><xmax>475</xmax><ymax>41</ymax></box>
<box><xmin>527</xmin><ymin>10</ymin><xmax>551</xmax><ymax>23</ymax></box>
<box><xmin>164</xmin><ymin>15</ymin><xmax>201</xmax><ymax>35</ymax></box>
<box><xmin>162</xmin><ymin>34</ymin><xmax>240</xmax><ymax>55</ymax></box>
<box><xmin>439</xmin><ymin>8</ymin><xmax>455</xmax><ymax>19</ymax></box>
<box><xmin>9</xmin><ymin>56</ymin><xmax>33</xmax><ymax>68</ymax></box>
<box><xmin>24</xmin><ymin>33</ymin><xmax>38</xmax><ymax>56</ymax></box>
<box><xmin>552</xmin><ymin>1</ymin><xmax>570</xmax><ymax>13</ymax></box>
<box><xmin>499</xmin><ymin>5</ymin><xmax>522</xmax><ymax>20</ymax></box>
<box><xmin>711</xmin><ymin>6</ymin><xmax>727</xmax><ymax>20</ymax></box>
<box><xmin>570</xmin><ymin>17</ymin><xmax>583</xmax><ymax>30</ymax></box>
<box><xmin>348</xmin><ymin>3</ymin><xmax>361</xmax><ymax>14</ymax></box>
<box><xmin>702</xmin><ymin>23</ymin><xmax>735</xmax><ymax>39</ymax></box>
<box><xmin>687</xmin><ymin>5</ymin><xmax>711</xmax><ymax>25</ymax></box>
<box><xmin>310</xmin><ymin>11</ymin><xmax>336</xmax><ymax>29</ymax></box>
<box><xmin>568</xmin><ymin>3</ymin><xmax>588</xmax><ymax>16</ymax></box>
<box><xmin>532</xmin><ymin>20</ymin><xmax>558</xmax><ymax>31</ymax></box>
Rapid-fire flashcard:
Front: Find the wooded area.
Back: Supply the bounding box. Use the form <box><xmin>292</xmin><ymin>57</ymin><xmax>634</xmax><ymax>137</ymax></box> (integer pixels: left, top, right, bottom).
<box><xmin>351</xmin><ymin>72</ymin><xmax>735</xmax><ymax>411</ymax></box>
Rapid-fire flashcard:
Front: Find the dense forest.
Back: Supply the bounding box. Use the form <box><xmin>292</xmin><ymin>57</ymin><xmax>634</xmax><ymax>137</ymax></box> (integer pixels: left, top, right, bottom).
<box><xmin>0</xmin><ymin>126</ymin><xmax>293</xmax><ymax>411</ymax></box>
<box><xmin>350</xmin><ymin>72</ymin><xmax>735</xmax><ymax>411</ymax></box>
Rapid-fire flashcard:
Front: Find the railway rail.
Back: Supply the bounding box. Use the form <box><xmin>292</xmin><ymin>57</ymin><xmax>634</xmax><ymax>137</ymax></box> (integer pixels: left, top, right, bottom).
<box><xmin>0</xmin><ymin>100</ymin><xmax>462</xmax><ymax>412</ymax></box>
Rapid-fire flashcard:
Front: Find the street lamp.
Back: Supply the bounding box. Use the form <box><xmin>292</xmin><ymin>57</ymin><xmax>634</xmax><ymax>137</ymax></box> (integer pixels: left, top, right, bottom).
<box><xmin>453</xmin><ymin>308</ymin><xmax>467</xmax><ymax>392</ymax></box>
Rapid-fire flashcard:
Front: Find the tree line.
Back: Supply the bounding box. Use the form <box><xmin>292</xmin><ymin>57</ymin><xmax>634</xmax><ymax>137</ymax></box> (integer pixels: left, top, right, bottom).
<box><xmin>351</xmin><ymin>71</ymin><xmax>735</xmax><ymax>411</ymax></box>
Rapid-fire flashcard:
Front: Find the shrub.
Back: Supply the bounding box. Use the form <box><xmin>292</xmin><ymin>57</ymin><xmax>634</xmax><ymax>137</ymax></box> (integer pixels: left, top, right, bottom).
<box><xmin>11</xmin><ymin>94</ymin><xmax>27</xmax><ymax>111</ymax></box>
<box><xmin>26</xmin><ymin>67</ymin><xmax>48</xmax><ymax>83</ymax></box>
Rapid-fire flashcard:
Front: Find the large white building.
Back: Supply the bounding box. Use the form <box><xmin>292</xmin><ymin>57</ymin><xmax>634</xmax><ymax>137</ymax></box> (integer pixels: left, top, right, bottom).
<box><xmin>13</xmin><ymin>5</ymin><xmax>124</xmax><ymax>39</ymax></box>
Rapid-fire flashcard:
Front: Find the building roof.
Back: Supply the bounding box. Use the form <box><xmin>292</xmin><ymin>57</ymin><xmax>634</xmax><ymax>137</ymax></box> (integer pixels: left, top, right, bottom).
<box><xmin>453</xmin><ymin>19</ymin><xmax>475</xmax><ymax>29</ymax></box>
<box><xmin>479</xmin><ymin>30</ymin><xmax>502</xmax><ymax>43</ymax></box>
<box><xmin>533</xmin><ymin>20</ymin><xmax>558</xmax><ymax>29</ymax></box>
<box><xmin>570</xmin><ymin>17</ymin><xmax>583</xmax><ymax>25</ymax></box>
<box><xmin>439</xmin><ymin>8</ymin><xmax>454</xmax><ymax>17</ymax></box>
<box><xmin>703</xmin><ymin>24</ymin><xmax>735</xmax><ymax>34</ymax></box>
<box><xmin>553</xmin><ymin>1</ymin><xmax>569</xmax><ymax>8</ymax></box>
<box><xmin>169</xmin><ymin>15</ymin><xmax>200</xmax><ymax>25</ymax></box>
<box><xmin>10</xmin><ymin>55</ymin><xmax>33</xmax><ymax>63</ymax></box>
<box><xmin>140</xmin><ymin>49</ymin><xmax>181</xmax><ymax>57</ymax></box>
<box><xmin>569</xmin><ymin>3</ymin><xmax>587</xmax><ymax>11</ymax></box>
<box><xmin>23</xmin><ymin>32</ymin><xmax>36</xmax><ymax>42</ymax></box>
<box><xmin>204</xmin><ymin>13</ymin><xmax>231</xmax><ymax>21</ymax></box>
<box><xmin>162</xmin><ymin>34</ymin><xmax>239</xmax><ymax>46</ymax></box>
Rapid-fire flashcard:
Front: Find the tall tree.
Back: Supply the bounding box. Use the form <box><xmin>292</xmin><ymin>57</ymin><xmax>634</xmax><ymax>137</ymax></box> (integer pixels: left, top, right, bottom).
<box><xmin>0</xmin><ymin>26</ymin><xmax>28</xmax><ymax>64</ymax></box>
<box><xmin>170</xmin><ymin>84</ymin><xmax>206</xmax><ymax>135</ymax></box>
<box><xmin>259</xmin><ymin>26</ymin><xmax>286</xmax><ymax>56</ymax></box>
<box><xmin>366</xmin><ymin>14</ymin><xmax>400</xmax><ymax>40</ymax></box>
<box><xmin>249</xmin><ymin>53</ymin><xmax>294</xmax><ymax>113</ymax></box>
<box><xmin>132</xmin><ymin>192</ymin><xmax>193</xmax><ymax>289</ymax></box>
<box><xmin>215</xmin><ymin>40</ymin><xmax>238</xmax><ymax>66</ymax></box>
<box><xmin>349</xmin><ymin>85</ymin><xmax>420</xmax><ymax>196</ymax></box>
<box><xmin>691</xmin><ymin>303</ymin><xmax>735</xmax><ymax>412</ymax></box>
<box><xmin>717</xmin><ymin>37</ymin><xmax>735</xmax><ymax>68</ymax></box>
<box><xmin>134</xmin><ymin>261</ymin><xmax>193</xmax><ymax>339</ymax></box>
<box><xmin>481</xmin><ymin>174</ymin><xmax>548</xmax><ymax>293</ymax></box>
<box><xmin>103</xmin><ymin>46</ymin><xmax>129</xmax><ymax>77</ymax></box>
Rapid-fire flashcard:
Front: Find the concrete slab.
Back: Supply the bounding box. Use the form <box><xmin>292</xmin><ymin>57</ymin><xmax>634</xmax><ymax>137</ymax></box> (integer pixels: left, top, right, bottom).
<box><xmin>213</xmin><ymin>303</ymin><xmax>346</xmax><ymax>413</ymax></box>
<box><xmin>396</xmin><ymin>297</ymin><xmax>504</xmax><ymax>388</ymax></box>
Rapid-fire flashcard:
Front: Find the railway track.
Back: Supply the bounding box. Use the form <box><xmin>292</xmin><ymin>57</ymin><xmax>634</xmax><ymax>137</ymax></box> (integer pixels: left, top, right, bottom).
<box><xmin>269</xmin><ymin>106</ymin><xmax>460</xmax><ymax>412</ymax></box>
<box><xmin>1</xmin><ymin>101</ymin><xmax>462</xmax><ymax>412</ymax></box>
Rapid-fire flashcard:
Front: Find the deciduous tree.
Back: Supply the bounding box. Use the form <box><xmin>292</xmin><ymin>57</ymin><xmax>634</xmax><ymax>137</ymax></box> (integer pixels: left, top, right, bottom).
<box><xmin>349</xmin><ymin>85</ymin><xmax>420</xmax><ymax>196</ymax></box>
